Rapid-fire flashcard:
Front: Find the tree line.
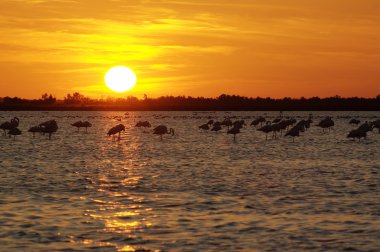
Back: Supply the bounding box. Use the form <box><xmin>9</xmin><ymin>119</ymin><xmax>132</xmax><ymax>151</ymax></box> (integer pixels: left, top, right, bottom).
<box><xmin>1</xmin><ymin>92</ymin><xmax>379</xmax><ymax>111</ymax></box>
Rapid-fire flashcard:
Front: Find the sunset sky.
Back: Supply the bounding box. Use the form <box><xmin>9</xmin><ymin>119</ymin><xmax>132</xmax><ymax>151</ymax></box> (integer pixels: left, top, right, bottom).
<box><xmin>0</xmin><ymin>0</ymin><xmax>379</xmax><ymax>99</ymax></box>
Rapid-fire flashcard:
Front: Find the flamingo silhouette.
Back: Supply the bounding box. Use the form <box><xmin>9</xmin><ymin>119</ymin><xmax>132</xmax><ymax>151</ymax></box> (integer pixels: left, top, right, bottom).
<box><xmin>233</xmin><ymin>120</ymin><xmax>246</xmax><ymax>129</ymax></box>
<box><xmin>347</xmin><ymin>129</ymin><xmax>367</xmax><ymax>141</ymax></box>
<box><xmin>28</xmin><ymin>125</ymin><xmax>43</xmax><ymax>137</ymax></box>
<box><xmin>357</xmin><ymin>121</ymin><xmax>372</xmax><ymax>133</ymax></box>
<box><xmin>211</xmin><ymin>122</ymin><xmax>222</xmax><ymax>132</ymax></box>
<box><xmin>72</xmin><ymin>121</ymin><xmax>92</xmax><ymax>132</ymax></box>
<box><xmin>0</xmin><ymin>117</ymin><xmax>19</xmax><ymax>136</ymax></box>
<box><xmin>39</xmin><ymin>120</ymin><xmax>58</xmax><ymax>140</ymax></box>
<box><xmin>107</xmin><ymin>124</ymin><xmax>125</xmax><ymax>141</ymax></box>
<box><xmin>8</xmin><ymin>127</ymin><xmax>21</xmax><ymax>140</ymax></box>
<box><xmin>258</xmin><ymin>121</ymin><xmax>272</xmax><ymax>140</ymax></box>
<box><xmin>135</xmin><ymin>121</ymin><xmax>151</xmax><ymax>128</ymax></box>
<box><xmin>153</xmin><ymin>125</ymin><xmax>174</xmax><ymax>140</ymax></box>
<box><xmin>199</xmin><ymin>123</ymin><xmax>209</xmax><ymax>130</ymax></box>
<box><xmin>349</xmin><ymin>119</ymin><xmax>360</xmax><ymax>125</ymax></box>
<box><xmin>271</xmin><ymin>123</ymin><xmax>281</xmax><ymax>139</ymax></box>
<box><xmin>250</xmin><ymin>116</ymin><xmax>266</xmax><ymax>127</ymax></box>
<box><xmin>227</xmin><ymin>126</ymin><xmax>240</xmax><ymax>141</ymax></box>
<box><xmin>285</xmin><ymin>125</ymin><xmax>302</xmax><ymax>142</ymax></box>
<box><xmin>0</xmin><ymin>121</ymin><xmax>11</xmax><ymax>136</ymax></box>
<box><xmin>371</xmin><ymin>119</ymin><xmax>380</xmax><ymax>134</ymax></box>
<box><xmin>221</xmin><ymin>118</ymin><xmax>233</xmax><ymax>129</ymax></box>
<box><xmin>317</xmin><ymin>117</ymin><xmax>334</xmax><ymax>132</ymax></box>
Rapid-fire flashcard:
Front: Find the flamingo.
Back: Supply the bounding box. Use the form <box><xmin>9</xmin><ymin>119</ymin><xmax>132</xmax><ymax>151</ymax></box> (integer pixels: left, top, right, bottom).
<box><xmin>349</xmin><ymin>119</ymin><xmax>360</xmax><ymax>125</ymax></box>
<box><xmin>135</xmin><ymin>121</ymin><xmax>151</xmax><ymax>128</ymax></box>
<box><xmin>199</xmin><ymin>123</ymin><xmax>209</xmax><ymax>130</ymax></box>
<box><xmin>207</xmin><ymin>120</ymin><xmax>214</xmax><ymax>125</ymax></box>
<box><xmin>295</xmin><ymin>120</ymin><xmax>307</xmax><ymax>132</ymax></box>
<box><xmin>10</xmin><ymin>117</ymin><xmax>19</xmax><ymax>128</ymax></box>
<box><xmin>250</xmin><ymin>116</ymin><xmax>266</xmax><ymax>127</ymax></box>
<box><xmin>8</xmin><ymin>127</ymin><xmax>21</xmax><ymax>140</ymax></box>
<box><xmin>357</xmin><ymin>121</ymin><xmax>372</xmax><ymax>133</ymax></box>
<box><xmin>0</xmin><ymin>121</ymin><xmax>11</xmax><ymax>136</ymax></box>
<box><xmin>28</xmin><ymin>126</ymin><xmax>43</xmax><ymax>137</ymax></box>
<box><xmin>317</xmin><ymin>117</ymin><xmax>334</xmax><ymax>132</ymax></box>
<box><xmin>347</xmin><ymin>129</ymin><xmax>367</xmax><ymax>141</ymax></box>
<box><xmin>272</xmin><ymin>111</ymin><xmax>283</xmax><ymax>123</ymax></box>
<box><xmin>371</xmin><ymin>119</ymin><xmax>380</xmax><ymax>134</ymax></box>
<box><xmin>285</xmin><ymin>125</ymin><xmax>302</xmax><ymax>142</ymax></box>
<box><xmin>211</xmin><ymin>122</ymin><xmax>222</xmax><ymax>132</ymax></box>
<box><xmin>153</xmin><ymin>125</ymin><xmax>174</xmax><ymax>140</ymax></box>
<box><xmin>221</xmin><ymin>118</ymin><xmax>233</xmax><ymax>129</ymax></box>
<box><xmin>0</xmin><ymin>117</ymin><xmax>19</xmax><ymax>136</ymax></box>
<box><xmin>233</xmin><ymin>120</ymin><xmax>246</xmax><ymax>129</ymax></box>
<box><xmin>81</xmin><ymin>121</ymin><xmax>92</xmax><ymax>132</ymax></box>
<box><xmin>227</xmin><ymin>126</ymin><xmax>240</xmax><ymax>141</ymax></box>
<box><xmin>72</xmin><ymin>121</ymin><xmax>92</xmax><ymax>132</ymax></box>
<box><xmin>107</xmin><ymin>124</ymin><xmax>125</xmax><ymax>141</ymax></box>
<box><xmin>258</xmin><ymin>121</ymin><xmax>273</xmax><ymax>140</ymax></box>
<box><xmin>39</xmin><ymin>120</ymin><xmax>58</xmax><ymax>140</ymax></box>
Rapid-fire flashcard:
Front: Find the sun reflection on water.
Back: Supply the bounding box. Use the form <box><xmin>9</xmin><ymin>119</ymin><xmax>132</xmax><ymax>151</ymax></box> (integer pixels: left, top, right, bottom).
<box><xmin>80</xmin><ymin>143</ymin><xmax>155</xmax><ymax>251</ymax></box>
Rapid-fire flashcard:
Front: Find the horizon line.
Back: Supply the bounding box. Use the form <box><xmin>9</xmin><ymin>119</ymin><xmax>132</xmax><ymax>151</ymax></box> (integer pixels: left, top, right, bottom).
<box><xmin>1</xmin><ymin>93</ymin><xmax>380</xmax><ymax>100</ymax></box>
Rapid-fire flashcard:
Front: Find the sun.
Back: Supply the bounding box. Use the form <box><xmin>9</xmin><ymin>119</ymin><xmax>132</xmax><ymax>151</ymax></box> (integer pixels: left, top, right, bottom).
<box><xmin>105</xmin><ymin>66</ymin><xmax>137</xmax><ymax>93</ymax></box>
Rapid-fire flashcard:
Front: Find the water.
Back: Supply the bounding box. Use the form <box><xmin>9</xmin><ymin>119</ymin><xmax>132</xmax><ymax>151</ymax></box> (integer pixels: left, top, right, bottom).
<box><xmin>0</xmin><ymin>111</ymin><xmax>379</xmax><ymax>251</ymax></box>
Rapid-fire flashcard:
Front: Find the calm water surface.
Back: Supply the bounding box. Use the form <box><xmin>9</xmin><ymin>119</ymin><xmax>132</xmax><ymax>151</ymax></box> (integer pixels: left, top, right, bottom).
<box><xmin>0</xmin><ymin>111</ymin><xmax>379</xmax><ymax>251</ymax></box>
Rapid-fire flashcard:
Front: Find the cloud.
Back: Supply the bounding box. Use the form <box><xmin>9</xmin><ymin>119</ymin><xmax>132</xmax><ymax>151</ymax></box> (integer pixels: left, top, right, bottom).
<box><xmin>0</xmin><ymin>0</ymin><xmax>379</xmax><ymax>98</ymax></box>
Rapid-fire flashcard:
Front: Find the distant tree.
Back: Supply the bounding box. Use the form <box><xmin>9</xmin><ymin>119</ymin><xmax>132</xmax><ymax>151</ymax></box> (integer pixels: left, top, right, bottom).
<box><xmin>40</xmin><ymin>93</ymin><xmax>56</xmax><ymax>104</ymax></box>
<box><xmin>64</xmin><ymin>92</ymin><xmax>88</xmax><ymax>104</ymax></box>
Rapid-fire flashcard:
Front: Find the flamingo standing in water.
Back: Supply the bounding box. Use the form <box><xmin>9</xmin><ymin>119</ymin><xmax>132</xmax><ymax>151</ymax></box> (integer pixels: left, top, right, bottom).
<box><xmin>72</xmin><ymin>121</ymin><xmax>92</xmax><ymax>132</ymax></box>
<box><xmin>285</xmin><ymin>125</ymin><xmax>303</xmax><ymax>142</ymax></box>
<box><xmin>39</xmin><ymin>120</ymin><xmax>58</xmax><ymax>140</ymax></box>
<box><xmin>199</xmin><ymin>123</ymin><xmax>210</xmax><ymax>130</ymax></box>
<box><xmin>153</xmin><ymin>125</ymin><xmax>174</xmax><ymax>140</ymax></box>
<box><xmin>211</xmin><ymin>122</ymin><xmax>222</xmax><ymax>132</ymax></box>
<box><xmin>349</xmin><ymin>119</ymin><xmax>360</xmax><ymax>125</ymax></box>
<box><xmin>371</xmin><ymin>119</ymin><xmax>380</xmax><ymax>134</ymax></box>
<box><xmin>0</xmin><ymin>117</ymin><xmax>19</xmax><ymax>136</ymax></box>
<box><xmin>135</xmin><ymin>121</ymin><xmax>151</xmax><ymax>128</ymax></box>
<box><xmin>258</xmin><ymin>121</ymin><xmax>273</xmax><ymax>140</ymax></box>
<box><xmin>227</xmin><ymin>126</ymin><xmax>240</xmax><ymax>141</ymax></box>
<box><xmin>107</xmin><ymin>124</ymin><xmax>125</xmax><ymax>141</ymax></box>
<box><xmin>28</xmin><ymin>125</ymin><xmax>43</xmax><ymax>137</ymax></box>
<box><xmin>251</xmin><ymin>116</ymin><xmax>266</xmax><ymax>127</ymax></box>
<box><xmin>8</xmin><ymin>127</ymin><xmax>21</xmax><ymax>140</ymax></box>
<box><xmin>347</xmin><ymin>129</ymin><xmax>367</xmax><ymax>141</ymax></box>
<box><xmin>317</xmin><ymin>117</ymin><xmax>334</xmax><ymax>132</ymax></box>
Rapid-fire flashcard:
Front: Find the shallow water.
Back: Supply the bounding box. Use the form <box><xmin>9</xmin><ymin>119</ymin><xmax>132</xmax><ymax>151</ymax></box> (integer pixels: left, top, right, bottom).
<box><xmin>0</xmin><ymin>111</ymin><xmax>379</xmax><ymax>251</ymax></box>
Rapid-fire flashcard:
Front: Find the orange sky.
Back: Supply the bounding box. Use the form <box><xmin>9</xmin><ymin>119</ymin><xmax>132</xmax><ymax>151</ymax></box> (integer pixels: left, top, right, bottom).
<box><xmin>0</xmin><ymin>0</ymin><xmax>379</xmax><ymax>99</ymax></box>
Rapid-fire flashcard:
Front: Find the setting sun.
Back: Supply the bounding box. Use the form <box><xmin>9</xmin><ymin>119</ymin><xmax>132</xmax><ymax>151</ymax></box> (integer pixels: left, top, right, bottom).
<box><xmin>105</xmin><ymin>66</ymin><xmax>137</xmax><ymax>93</ymax></box>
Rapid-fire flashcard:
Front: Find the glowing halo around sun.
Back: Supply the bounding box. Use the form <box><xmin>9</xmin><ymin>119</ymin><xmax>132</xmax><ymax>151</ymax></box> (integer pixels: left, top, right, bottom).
<box><xmin>105</xmin><ymin>66</ymin><xmax>137</xmax><ymax>93</ymax></box>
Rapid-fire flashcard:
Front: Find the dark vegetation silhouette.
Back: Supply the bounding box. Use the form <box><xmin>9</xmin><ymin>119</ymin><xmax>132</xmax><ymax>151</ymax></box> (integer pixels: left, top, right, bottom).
<box><xmin>1</xmin><ymin>93</ymin><xmax>379</xmax><ymax>111</ymax></box>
